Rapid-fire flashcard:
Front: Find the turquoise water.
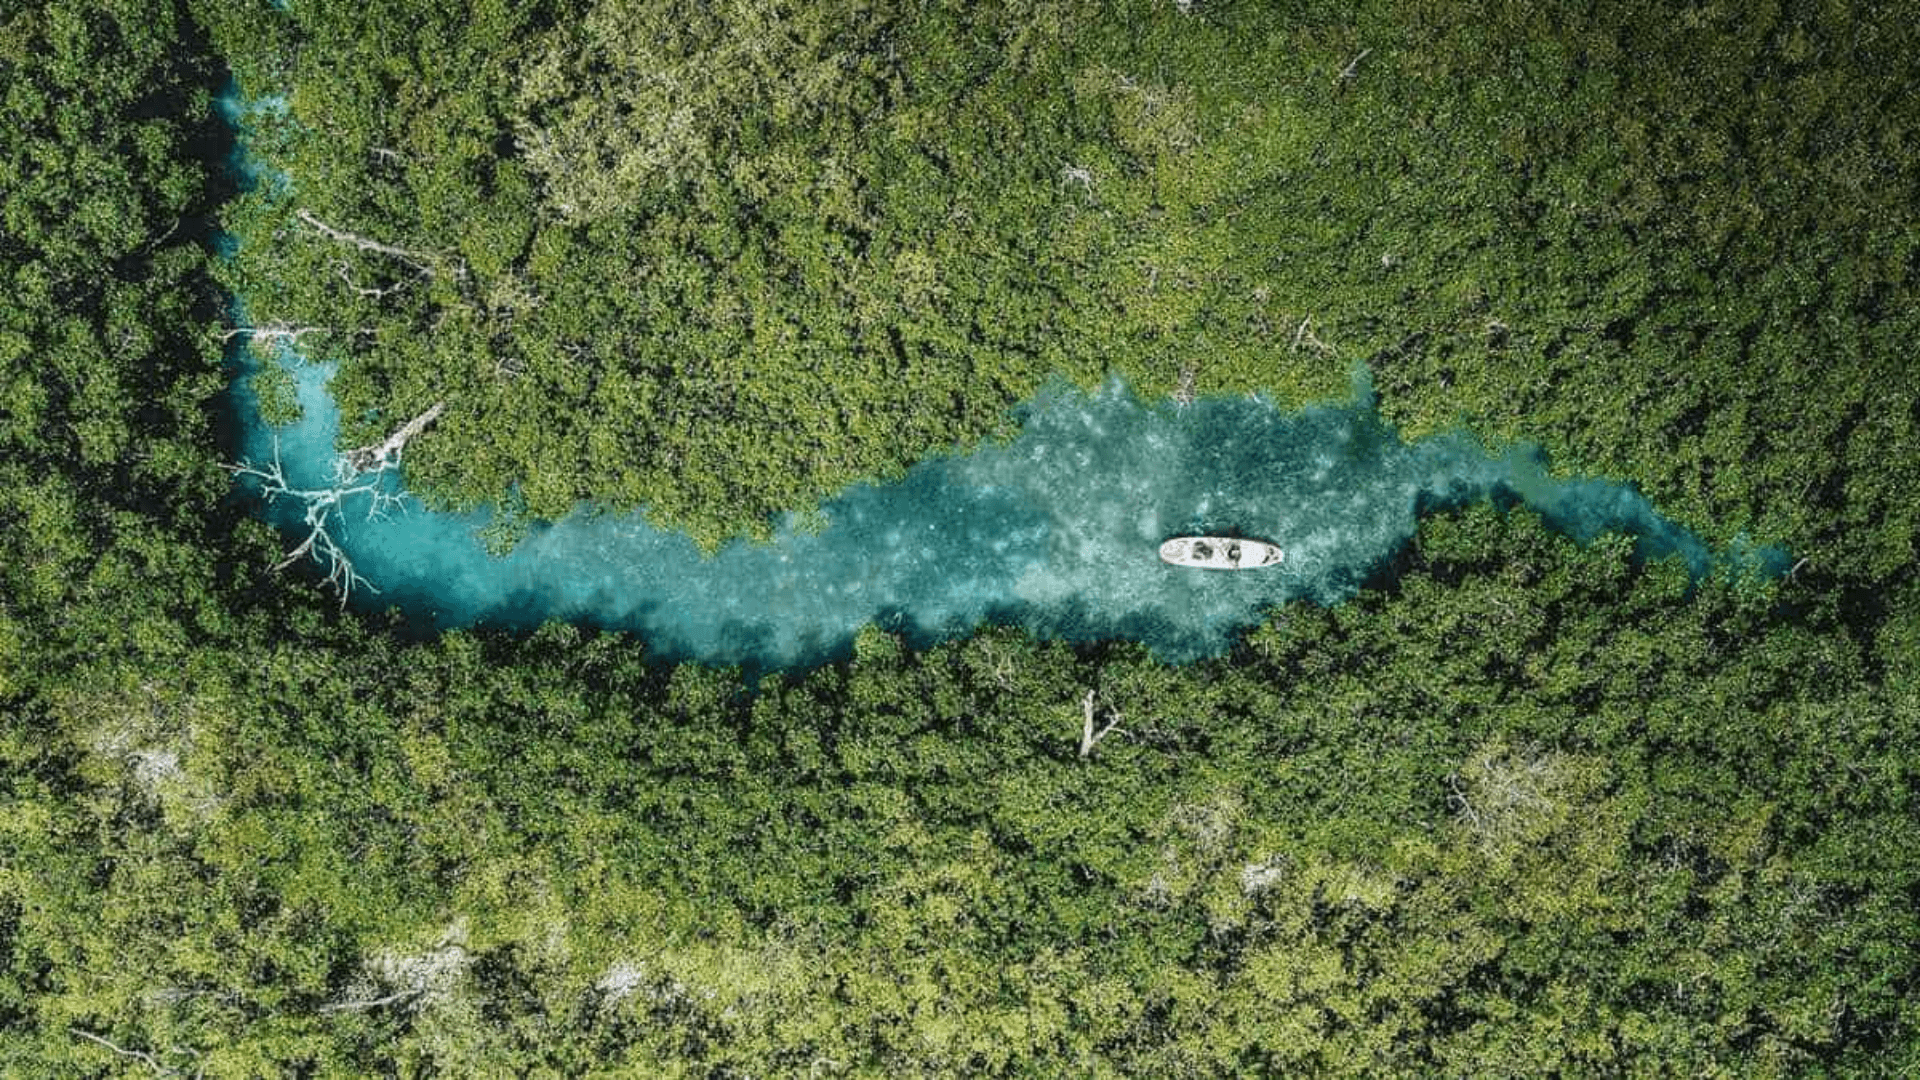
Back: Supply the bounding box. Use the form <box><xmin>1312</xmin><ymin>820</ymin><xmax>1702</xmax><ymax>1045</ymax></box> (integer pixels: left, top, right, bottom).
<box><xmin>217</xmin><ymin>85</ymin><xmax>1784</xmax><ymax>668</ymax></box>
<box><xmin>230</xmin><ymin>351</ymin><xmax>1785</xmax><ymax>667</ymax></box>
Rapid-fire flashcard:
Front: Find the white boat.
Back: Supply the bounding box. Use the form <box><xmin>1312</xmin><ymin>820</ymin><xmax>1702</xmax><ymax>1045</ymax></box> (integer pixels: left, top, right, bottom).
<box><xmin>1159</xmin><ymin>536</ymin><xmax>1284</xmax><ymax>570</ymax></box>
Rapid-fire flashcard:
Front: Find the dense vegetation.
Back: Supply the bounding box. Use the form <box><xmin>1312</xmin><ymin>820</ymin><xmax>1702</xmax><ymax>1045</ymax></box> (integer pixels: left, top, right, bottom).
<box><xmin>202</xmin><ymin>0</ymin><xmax>1919</xmax><ymax>565</ymax></box>
<box><xmin>2</xmin><ymin>0</ymin><xmax>1916</xmax><ymax>1075</ymax></box>
<box><xmin>14</xmin><ymin>511</ymin><xmax>1919</xmax><ymax>1075</ymax></box>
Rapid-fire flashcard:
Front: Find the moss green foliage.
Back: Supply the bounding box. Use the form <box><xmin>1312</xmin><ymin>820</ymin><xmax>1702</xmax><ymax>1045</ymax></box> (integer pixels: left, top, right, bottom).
<box><xmin>9</xmin><ymin>512</ymin><xmax>1918</xmax><ymax>1074</ymax></box>
<box><xmin>201</xmin><ymin>0</ymin><xmax>1920</xmax><ymax>567</ymax></box>
<box><xmin>0</xmin><ymin>0</ymin><xmax>235</xmax><ymax>682</ymax></box>
<box><xmin>245</xmin><ymin>356</ymin><xmax>301</xmax><ymax>427</ymax></box>
<box><xmin>3</xmin><ymin>0</ymin><xmax>1919</xmax><ymax>1075</ymax></box>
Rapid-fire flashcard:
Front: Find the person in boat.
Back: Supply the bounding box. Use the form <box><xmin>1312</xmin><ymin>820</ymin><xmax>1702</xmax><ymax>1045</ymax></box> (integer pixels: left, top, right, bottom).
<box><xmin>1192</xmin><ymin>541</ymin><xmax>1213</xmax><ymax>560</ymax></box>
<box><xmin>1227</xmin><ymin>542</ymin><xmax>1242</xmax><ymax>565</ymax></box>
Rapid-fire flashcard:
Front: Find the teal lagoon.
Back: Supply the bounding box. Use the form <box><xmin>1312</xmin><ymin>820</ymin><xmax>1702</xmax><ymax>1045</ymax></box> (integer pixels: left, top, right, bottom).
<box><xmin>218</xmin><ymin>84</ymin><xmax>1784</xmax><ymax>669</ymax></box>
<box><xmin>230</xmin><ymin>352</ymin><xmax>1786</xmax><ymax>668</ymax></box>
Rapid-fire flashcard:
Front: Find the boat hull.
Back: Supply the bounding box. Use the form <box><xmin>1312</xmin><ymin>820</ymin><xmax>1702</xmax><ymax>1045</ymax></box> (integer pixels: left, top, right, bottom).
<box><xmin>1159</xmin><ymin>536</ymin><xmax>1284</xmax><ymax>570</ymax></box>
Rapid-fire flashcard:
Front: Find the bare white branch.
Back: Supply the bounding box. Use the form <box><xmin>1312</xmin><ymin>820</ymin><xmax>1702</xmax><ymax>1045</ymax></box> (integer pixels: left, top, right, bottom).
<box><xmin>1292</xmin><ymin>315</ymin><xmax>1334</xmax><ymax>354</ymax></box>
<box><xmin>229</xmin><ymin>399</ymin><xmax>447</xmax><ymax>605</ymax></box>
<box><xmin>317</xmin><ymin>988</ymin><xmax>424</xmax><ymax>1014</ymax></box>
<box><xmin>1079</xmin><ymin>689</ymin><xmax>1126</xmax><ymax>759</ymax></box>
<box><xmin>69</xmin><ymin>1029</ymin><xmax>177</xmax><ymax>1077</ymax></box>
<box><xmin>1059</xmin><ymin>163</ymin><xmax>1095</xmax><ymax>202</ymax></box>
<box><xmin>228</xmin><ymin>435</ymin><xmax>416</xmax><ymax>608</ymax></box>
<box><xmin>1338</xmin><ymin>48</ymin><xmax>1374</xmax><ymax>82</ymax></box>
<box><xmin>296</xmin><ymin>208</ymin><xmax>466</xmax><ymax>281</ymax></box>
<box><xmin>221</xmin><ymin>323</ymin><xmax>337</xmax><ymax>345</ymax></box>
<box><xmin>343</xmin><ymin>402</ymin><xmax>445</xmax><ymax>475</ymax></box>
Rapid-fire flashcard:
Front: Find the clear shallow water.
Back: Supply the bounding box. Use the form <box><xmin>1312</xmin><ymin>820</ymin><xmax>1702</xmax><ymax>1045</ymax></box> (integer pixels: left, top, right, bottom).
<box><xmin>217</xmin><ymin>84</ymin><xmax>1785</xmax><ymax>669</ymax></box>
<box><xmin>230</xmin><ymin>352</ymin><xmax>1786</xmax><ymax>668</ymax></box>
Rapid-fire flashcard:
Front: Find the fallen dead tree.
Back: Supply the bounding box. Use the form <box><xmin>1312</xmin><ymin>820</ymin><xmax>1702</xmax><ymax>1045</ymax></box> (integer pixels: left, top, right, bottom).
<box><xmin>227</xmin><ymin>403</ymin><xmax>445</xmax><ymax>606</ymax></box>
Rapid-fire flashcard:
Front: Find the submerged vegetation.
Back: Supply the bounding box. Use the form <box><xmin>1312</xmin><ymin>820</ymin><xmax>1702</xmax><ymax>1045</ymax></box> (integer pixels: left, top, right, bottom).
<box><xmin>2</xmin><ymin>0</ymin><xmax>1917</xmax><ymax>1074</ymax></box>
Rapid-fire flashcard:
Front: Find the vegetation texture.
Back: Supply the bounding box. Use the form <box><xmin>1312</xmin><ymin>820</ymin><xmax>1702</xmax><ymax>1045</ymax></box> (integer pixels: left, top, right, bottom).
<box><xmin>2</xmin><ymin>0</ymin><xmax>1917</xmax><ymax>1075</ymax></box>
<box><xmin>203</xmin><ymin>0</ymin><xmax>1920</xmax><ymax>564</ymax></box>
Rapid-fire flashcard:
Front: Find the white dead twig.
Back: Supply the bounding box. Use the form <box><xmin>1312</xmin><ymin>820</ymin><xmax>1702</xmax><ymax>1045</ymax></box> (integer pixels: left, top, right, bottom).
<box><xmin>220</xmin><ymin>323</ymin><xmax>338</xmax><ymax>345</ymax></box>
<box><xmin>228</xmin><ymin>404</ymin><xmax>442</xmax><ymax>605</ymax></box>
<box><xmin>342</xmin><ymin>401</ymin><xmax>445</xmax><ymax>475</ymax></box>
<box><xmin>1292</xmin><ymin>315</ymin><xmax>1334</xmax><ymax>354</ymax></box>
<box><xmin>296</xmin><ymin>209</ymin><xmax>466</xmax><ymax>281</ymax></box>
<box><xmin>229</xmin><ymin>450</ymin><xmax>390</xmax><ymax>606</ymax></box>
<box><xmin>1338</xmin><ymin>48</ymin><xmax>1374</xmax><ymax>82</ymax></box>
<box><xmin>227</xmin><ymin>438</ymin><xmax>412</xmax><ymax>608</ymax></box>
<box><xmin>1079</xmin><ymin>689</ymin><xmax>1126</xmax><ymax>759</ymax></box>
<box><xmin>1447</xmin><ymin>743</ymin><xmax>1558</xmax><ymax>846</ymax></box>
<box><xmin>69</xmin><ymin>1029</ymin><xmax>187</xmax><ymax>1078</ymax></box>
<box><xmin>1059</xmin><ymin>163</ymin><xmax>1095</xmax><ymax>202</ymax></box>
<box><xmin>316</xmin><ymin>988</ymin><xmax>426</xmax><ymax>1014</ymax></box>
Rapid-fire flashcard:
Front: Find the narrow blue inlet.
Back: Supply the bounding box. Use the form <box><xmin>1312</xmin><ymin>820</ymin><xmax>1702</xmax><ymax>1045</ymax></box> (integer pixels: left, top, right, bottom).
<box><xmin>213</xmin><ymin>85</ymin><xmax>1787</xmax><ymax>670</ymax></box>
<box><xmin>229</xmin><ymin>354</ymin><xmax>1788</xmax><ymax>668</ymax></box>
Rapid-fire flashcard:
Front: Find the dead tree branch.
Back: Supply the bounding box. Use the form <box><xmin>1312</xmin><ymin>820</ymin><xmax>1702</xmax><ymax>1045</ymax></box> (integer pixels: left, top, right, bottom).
<box><xmin>221</xmin><ymin>324</ymin><xmax>334</xmax><ymax>345</ymax></box>
<box><xmin>228</xmin><ymin>404</ymin><xmax>443</xmax><ymax>604</ymax></box>
<box><xmin>1079</xmin><ymin>689</ymin><xmax>1126</xmax><ymax>759</ymax></box>
<box><xmin>343</xmin><ymin>401</ymin><xmax>445</xmax><ymax>474</ymax></box>
<box><xmin>1292</xmin><ymin>315</ymin><xmax>1334</xmax><ymax>354</ymax></box>
<box><xmin>1338</xmin><ymin>48</ymin><xmax>1374</xmax><ymax>82</ymax></box>
<box><xmin>317</xmin><ymin>988</ymin><xmax>423</xmax><ymax>1014</ymax></box>
<box><xmin>221</xmin><ymin>322</ymin><xmax>377</xmax><ymax>351</ymax></box>
<box><xmin>296</xmin><ymin>209</ymin><xmax>466</xmax><ymax>281</ymax></box>
<box><xmin>228</xmin><ymin>437</ymin><xmax>411</xmax><ymax>608</ymax></box>
<box><xmin>69</xmin><ymin>1029</ymin><xmax>177</xmax><ymax>1077</ymax></box>
<box><xmin>1059</xmin><ymin>163</ymin><xmax>1096</xmax><ymax>203</ymax></box>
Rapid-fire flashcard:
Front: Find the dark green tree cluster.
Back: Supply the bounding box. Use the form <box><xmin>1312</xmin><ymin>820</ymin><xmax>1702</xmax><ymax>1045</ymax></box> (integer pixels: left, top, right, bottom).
<box><xmin>2</xmin><ymin>0</ymin><xmax>1918</xmax><ymax>1076</ymax></box>
<box><xmin>8</xmin><ymin>508</ymin><xmax>1917</xmax><ymax>1074</ymax></box>
<box><xmin>0</xmin><ymin>2</ymin><xmax>239</xmax><ymax>700</ymax></box>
